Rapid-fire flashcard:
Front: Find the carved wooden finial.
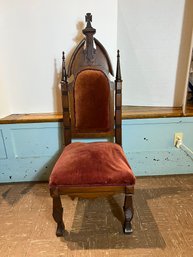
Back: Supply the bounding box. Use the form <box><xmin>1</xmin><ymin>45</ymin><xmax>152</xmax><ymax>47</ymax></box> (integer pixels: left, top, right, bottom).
<box><xmin>83</xmin><ymin>13</ymin><xmax>96</xmax><ymax>35</ymax></box>
<box><xmin>82</xmin><ymin>13</ymin><xmax>96</xmax><ymax>62</ymax></box>
<box><xmin>62</xmin><ymin>51</ymin><xmax>67</xmax><ymax>83</ymax></box>
<box><xmin>62</xmin><ymin>51</ymin><xmax>65</xmax><ymax>62</ymax></box>
<box><xmin>85</xmin><ymin>13</ymin><xmax>92</xmax><ymax>27</ymax></box>
<box><xmin>116</xmin><ymin>50</ymin><xmax>122</xmax><ymax>82</ymax></box>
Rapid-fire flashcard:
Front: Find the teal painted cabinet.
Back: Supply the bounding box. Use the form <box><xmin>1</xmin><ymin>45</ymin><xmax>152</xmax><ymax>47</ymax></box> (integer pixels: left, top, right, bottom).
<box><xmin>0</xmin><ymin>117</ymin><xmax>193</xmax><ymax>183</ymax></box>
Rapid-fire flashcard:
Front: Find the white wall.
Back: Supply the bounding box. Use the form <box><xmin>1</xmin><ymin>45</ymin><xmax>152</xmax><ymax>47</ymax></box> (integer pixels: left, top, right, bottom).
<box><xmin>0</xmin><ymin>0</ymin><xmax>191</xmax><ymax>118</ymax></box>
<box><xmin>118</xmin><ymin>0</ymin><xmax>185</xmax><ymax>106</ymax></box>
<box><xmin>0</xmin><ymin>0</ymin><xmax>117</xmax><ymax>118</ymax></box>
<box><xmin>0</xmin><ymin>82</ymin><xmax>10</xmax><ymax>118</ymax></box>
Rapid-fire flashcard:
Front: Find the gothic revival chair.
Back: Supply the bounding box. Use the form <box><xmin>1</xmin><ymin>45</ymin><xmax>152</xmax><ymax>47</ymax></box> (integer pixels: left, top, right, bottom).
<box><xmin>49</xmin><ymin>13</ymin><xmax>135</xmax><ymax>237</ymax></box>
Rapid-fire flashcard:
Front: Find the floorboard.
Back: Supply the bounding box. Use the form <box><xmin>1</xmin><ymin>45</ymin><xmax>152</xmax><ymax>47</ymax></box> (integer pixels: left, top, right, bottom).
<box><xmin>0</xmin><ymin>175</ymin><xmax>193</xmax><ymax>256</ymax></box>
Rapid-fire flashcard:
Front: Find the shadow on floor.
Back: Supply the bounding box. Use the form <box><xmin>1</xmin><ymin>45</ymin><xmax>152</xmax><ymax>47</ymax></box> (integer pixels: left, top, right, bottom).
<box><xmin>60</xmin><ymin>183</ymin><xmax>193</xmax><ymax>250</ymax></box>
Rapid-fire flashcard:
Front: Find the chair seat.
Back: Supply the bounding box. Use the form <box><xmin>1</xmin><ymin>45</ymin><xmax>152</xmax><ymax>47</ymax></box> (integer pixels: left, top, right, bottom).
<box><xmin>49</xmin><ymin>142</ymin><xmax>135</xmax><ymax>188</ymax></box>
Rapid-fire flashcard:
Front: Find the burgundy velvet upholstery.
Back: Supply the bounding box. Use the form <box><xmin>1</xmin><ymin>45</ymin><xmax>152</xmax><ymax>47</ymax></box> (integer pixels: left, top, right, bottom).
<box><xmin>74</xmin><ymin>70</ymin><xmax>110</xmax><ymax>131</ymax></box>
<box><xmin>49</xmin><ymin>142</ymin><xmax>135</xmax><ymax>187</ymax></box>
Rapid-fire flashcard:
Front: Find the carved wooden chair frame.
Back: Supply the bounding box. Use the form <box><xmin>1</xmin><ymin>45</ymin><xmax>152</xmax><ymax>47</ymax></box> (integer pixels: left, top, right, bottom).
<box><xmin>49</xmin><ymin>13</ymin><xmax>135</xmax><ymax>237</ymax></box>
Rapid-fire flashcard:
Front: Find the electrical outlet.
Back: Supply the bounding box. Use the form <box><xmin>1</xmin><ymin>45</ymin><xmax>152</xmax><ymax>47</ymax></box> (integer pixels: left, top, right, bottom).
<box><xmin>174</xmin><ymin>132</ymin><xmax>183</xmax><ymax>146</ymax></box>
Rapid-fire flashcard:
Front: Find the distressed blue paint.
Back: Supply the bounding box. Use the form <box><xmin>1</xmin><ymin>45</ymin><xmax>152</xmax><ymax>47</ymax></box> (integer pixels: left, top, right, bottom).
<box><xmin>0</xmin><ymin>129</ymin><xmax>7</xmax><ymax>159</ymax></box>
<box><xmin>0</xmin><ymin>117</ymin><xmax>193</xmax><ymax>183</ymax></box>
<box><xmin>126</xmin><ymin>150</ymin><xmax>193</xmax><ymax>176</ymax></box>
<box><xmin>0</xmin><ymin>122</ymin><xmax>63</xmax><ymax>183</ymax></box>
<box><xmin>10</xmin><ymin>126</ymin><xmax>62</xmax><ymax>158</ymax></box>
<box><xmin>122</xmin><ymin>117</ymin><xmax>193</xmax><ymax>152</ymax></box>
<box><xmin>122</xmin><ymin>117</ymin><xmax>193</xmax><ymax>176</ymax></box>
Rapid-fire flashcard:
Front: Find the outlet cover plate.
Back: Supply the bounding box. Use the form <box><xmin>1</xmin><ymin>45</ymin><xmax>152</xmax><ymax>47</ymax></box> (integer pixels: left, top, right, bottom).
<box><xmin>174</xmin><ymin>132</ymin><xmax>183</xmax><ymax>146</ymax></box>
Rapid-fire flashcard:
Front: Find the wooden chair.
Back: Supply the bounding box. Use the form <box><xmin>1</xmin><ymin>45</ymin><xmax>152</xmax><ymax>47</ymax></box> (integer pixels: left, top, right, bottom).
<box><xmin>49</xmin><ymin>13</ymin><xmax>135</xmax><ymax>237</ymax></box>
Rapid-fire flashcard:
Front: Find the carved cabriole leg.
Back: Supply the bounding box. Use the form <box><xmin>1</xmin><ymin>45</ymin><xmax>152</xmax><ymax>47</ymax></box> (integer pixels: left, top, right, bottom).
<box><xmin>123</xmin><ymin>192</ymin><xmax>134</xmax><ymax>234</ymax></box>
<box><xmin>52</xmin><ymin>196</ymin><xmax>65</xmax><ymax>237</ymax></box>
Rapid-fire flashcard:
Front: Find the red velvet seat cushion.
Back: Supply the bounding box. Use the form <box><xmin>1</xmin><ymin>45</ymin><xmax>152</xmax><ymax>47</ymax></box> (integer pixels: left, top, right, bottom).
<box><xmin>49</xmin><ymin>142</ymin><xmax>135</xmax><ymax>188</ymax></box>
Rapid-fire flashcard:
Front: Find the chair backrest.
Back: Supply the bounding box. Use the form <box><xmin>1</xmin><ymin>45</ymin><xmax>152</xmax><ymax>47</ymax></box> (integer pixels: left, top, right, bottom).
<box><xmin>61</xmin><ymin>13</ymin><xmax>122</xmax><ymax>146</ymax></box>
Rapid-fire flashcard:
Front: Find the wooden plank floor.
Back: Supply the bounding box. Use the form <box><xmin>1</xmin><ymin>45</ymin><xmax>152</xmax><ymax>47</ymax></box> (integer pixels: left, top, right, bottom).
<box><xmin>1</xmin><ymin>175</ymin><xmax>193</xmax><ymax>257</ymax></box>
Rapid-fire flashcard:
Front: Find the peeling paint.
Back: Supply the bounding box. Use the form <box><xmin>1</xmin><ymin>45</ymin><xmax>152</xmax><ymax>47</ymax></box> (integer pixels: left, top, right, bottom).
<box><xmin>153</xmin><ymin>158</ymin><xmax>160</xmax><ymax>162</ymax></box>
<box><xmin>126</xmin><ymin>150</ymin><xmax>193</xmax><ymax>176</ymax></box>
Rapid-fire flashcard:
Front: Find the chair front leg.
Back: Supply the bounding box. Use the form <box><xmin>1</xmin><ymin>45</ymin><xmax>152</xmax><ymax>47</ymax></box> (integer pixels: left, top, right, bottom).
<box><xmin>123</xmin><ymin>193</ymin><xmax>134</xmax><ymax>234</ymax></box>
<box><xmin>52</xmin><ymin>196</ymin><xmax>65</xmax><ymax>237</ymax></box>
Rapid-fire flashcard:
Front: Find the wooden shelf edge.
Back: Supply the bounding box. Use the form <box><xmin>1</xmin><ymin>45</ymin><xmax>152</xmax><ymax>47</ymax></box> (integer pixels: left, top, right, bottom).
<box><xmin>0</xmin><ymin>113</ymin><xmax>63</xmax><ymax>124</ymax></box>
<box><xmin>0</xmin><ymin>106</ymin><xmax>193</xmax><ymax>124</ymax></box>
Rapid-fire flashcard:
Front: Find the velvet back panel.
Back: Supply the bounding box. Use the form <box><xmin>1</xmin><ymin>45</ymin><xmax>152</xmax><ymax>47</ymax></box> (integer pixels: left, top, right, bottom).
<box><xmin>74</xmin><ymin>70</ymin><xmax>110</xmax><ymax>132</ymax></box>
